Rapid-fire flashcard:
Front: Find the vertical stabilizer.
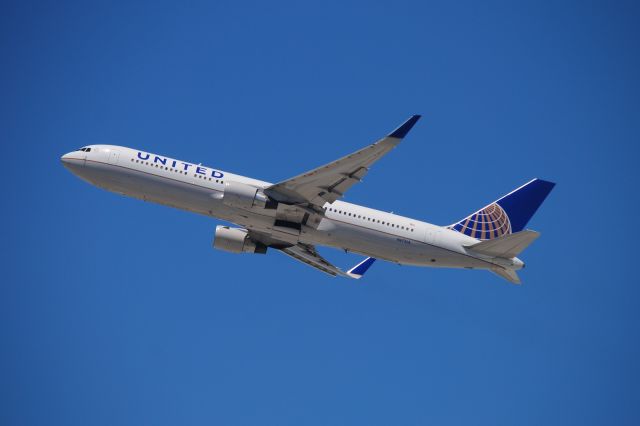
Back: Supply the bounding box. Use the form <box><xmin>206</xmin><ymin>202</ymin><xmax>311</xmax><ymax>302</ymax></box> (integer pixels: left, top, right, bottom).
<box><xmin>449</xmin><ymin>178</ymin><xmax>555</xmax><ymax>240</ymax></box>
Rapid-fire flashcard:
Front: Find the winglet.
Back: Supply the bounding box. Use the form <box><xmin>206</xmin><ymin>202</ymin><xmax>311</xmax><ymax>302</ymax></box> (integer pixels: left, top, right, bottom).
<box><xmin>388</xmin><ymin>115</ymin><xmax>421</xmax><ymax>139</ymax></box>
<box><xmin>346</xmin><ymin>257</ymin><xmax>376</xmax><ymax>279</ymax></box>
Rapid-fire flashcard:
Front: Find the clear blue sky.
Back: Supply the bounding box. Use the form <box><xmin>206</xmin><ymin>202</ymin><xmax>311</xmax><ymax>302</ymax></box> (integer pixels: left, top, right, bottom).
<box><xmin>2</xmin><ymin>1</ymin><xmax>639</xmax><ymax>425</ymax></box>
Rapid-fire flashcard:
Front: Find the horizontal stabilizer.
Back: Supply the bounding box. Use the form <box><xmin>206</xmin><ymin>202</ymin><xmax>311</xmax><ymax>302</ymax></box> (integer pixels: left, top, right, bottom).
<box><xmin>491</xmin><ymin>267</ymin><xmax>521</xmax><ymax>284</ymax></box>
<box><xmin>466</xmin><ymin>230</ymin><xmax>540</xmax><ymax>258</ymax></box>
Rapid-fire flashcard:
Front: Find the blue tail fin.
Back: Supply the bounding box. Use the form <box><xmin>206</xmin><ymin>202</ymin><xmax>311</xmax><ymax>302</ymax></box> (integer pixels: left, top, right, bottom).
<box><xmin>448</xmin><ymin>178</ymin><xmax>555</xmax><ymax>240</ymax></box>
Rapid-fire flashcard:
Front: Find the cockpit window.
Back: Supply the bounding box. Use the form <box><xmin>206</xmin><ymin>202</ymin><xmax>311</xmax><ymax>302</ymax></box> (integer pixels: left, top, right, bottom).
<box><xmin>77</xmin><ymin>147</ymin><xmax>92</xmax><ymax>152</ymax></box>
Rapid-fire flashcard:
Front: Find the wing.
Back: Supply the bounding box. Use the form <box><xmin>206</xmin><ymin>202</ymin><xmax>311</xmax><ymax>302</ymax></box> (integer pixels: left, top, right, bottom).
<box><xmin>279</xmin><ymin>243</ymin><xmax>347</xmax><ymax>277</ymax></box>
<box><xmin>278</xmin><ymin>243</ymin><xmax>376</xmax><ymax>279</ymax></box>
<box><xmin>264</xmin><ymin>115</ymin><xmax>421</xmax><ymax>209</ymax></box>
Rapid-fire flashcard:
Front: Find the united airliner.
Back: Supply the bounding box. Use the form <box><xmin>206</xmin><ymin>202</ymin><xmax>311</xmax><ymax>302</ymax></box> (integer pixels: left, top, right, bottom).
<box><xmin>61</xmin><ymin>116</ymin><xmax>554</xmax><ymax>283</ymax></box>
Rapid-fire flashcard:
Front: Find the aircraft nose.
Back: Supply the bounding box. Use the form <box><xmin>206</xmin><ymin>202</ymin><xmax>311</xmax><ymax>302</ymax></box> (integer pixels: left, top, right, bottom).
<box><xmin>60</xmin><ymin>151</ymin><xmax>85</xmax><ymax>171</ymax></box>
<box><xmin>60</xmin><ymin>152</ymin><xmax>73</xmax><ymax>164</ymax></box>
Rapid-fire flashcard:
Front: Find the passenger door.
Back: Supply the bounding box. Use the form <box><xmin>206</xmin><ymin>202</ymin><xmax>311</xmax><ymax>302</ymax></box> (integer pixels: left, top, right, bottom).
<box><xmin>107</xmin><ymin>150</ymin><xmax>119</xmax><ymax>164</ymax></box>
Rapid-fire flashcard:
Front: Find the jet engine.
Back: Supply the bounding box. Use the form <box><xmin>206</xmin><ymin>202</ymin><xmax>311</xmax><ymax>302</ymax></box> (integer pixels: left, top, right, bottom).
<box><xmin>222</xmin><ymin>181</ymin><xmax>273</xmax><ymax>210</ymax></box>
<box><xmin>212</xmin><ymin>225</ymin><xmax>267</xmax><ymax>254</ymax></box>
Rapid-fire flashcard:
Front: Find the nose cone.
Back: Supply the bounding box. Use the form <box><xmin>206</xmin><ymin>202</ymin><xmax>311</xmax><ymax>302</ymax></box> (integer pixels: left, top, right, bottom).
<box><xmin>60</xmin><ymin>152</ymin><xmax>73</xmax><ymax>164</ymax></box>
<box><xmin>60</xmin><ymin>151</ymin><xmax>85</xmax><ymax>173</ymax></box>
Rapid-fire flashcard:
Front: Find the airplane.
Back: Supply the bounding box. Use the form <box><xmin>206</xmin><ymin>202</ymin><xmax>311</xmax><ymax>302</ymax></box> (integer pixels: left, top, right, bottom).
<box><xmin>60</xmin><ymin>115</ymin><xmax>555</xmax><ymax>284</ymax></box>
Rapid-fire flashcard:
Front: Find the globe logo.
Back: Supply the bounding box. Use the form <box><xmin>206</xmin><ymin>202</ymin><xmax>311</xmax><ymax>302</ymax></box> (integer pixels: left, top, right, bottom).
<box><xmin>450</xmin><ymin>203</ymin><xmax>511</xmax><ymax>240</ymax></box>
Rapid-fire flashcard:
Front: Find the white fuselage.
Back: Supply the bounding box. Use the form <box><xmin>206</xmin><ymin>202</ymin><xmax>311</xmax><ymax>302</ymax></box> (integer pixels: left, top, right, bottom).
<box><xmin>61</xmin><ymin>145</ymin><xmax>522</xmax><ymax>272</ymax></box>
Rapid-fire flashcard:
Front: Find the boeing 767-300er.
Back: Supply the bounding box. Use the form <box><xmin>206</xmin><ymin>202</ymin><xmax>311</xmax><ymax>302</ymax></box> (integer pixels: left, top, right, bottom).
<box><xmin>61</xmin><ymin>115</ymin><xmax>554</xmax><ymax>283</ymax></box>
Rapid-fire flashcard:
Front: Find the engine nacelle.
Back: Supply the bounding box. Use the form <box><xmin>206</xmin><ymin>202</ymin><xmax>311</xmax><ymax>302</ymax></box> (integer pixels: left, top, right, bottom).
<box><xmin>212</xmin><ymin>225</ymin><xmax>267</xmax><ymax>254</ymax></box>
<box><xmin>222</xmin><ymin>181</ymin><xmax>271</xmax><ymax>210</ymax></box>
